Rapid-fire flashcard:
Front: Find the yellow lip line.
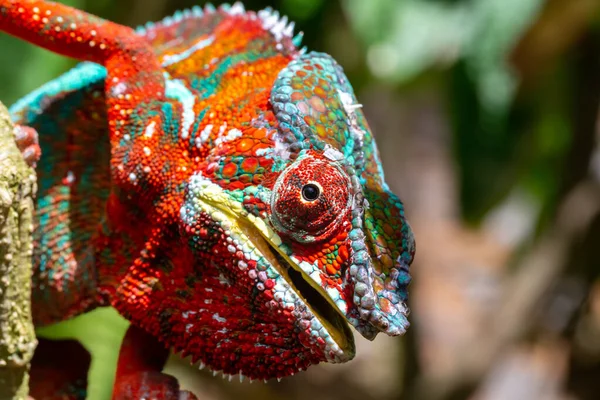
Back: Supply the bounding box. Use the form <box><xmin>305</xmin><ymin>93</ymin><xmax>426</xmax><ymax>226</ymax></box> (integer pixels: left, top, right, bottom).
<box><xmin>236</xmin><ymin>216</ymin><xmax>354</xmax><ymax>355</ymax></box>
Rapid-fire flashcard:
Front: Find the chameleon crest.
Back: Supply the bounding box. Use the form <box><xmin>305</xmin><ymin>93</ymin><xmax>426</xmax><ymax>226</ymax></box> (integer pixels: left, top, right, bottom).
<box><xmin>2</xmin><ymin>0</ymin><xmax>415</xmax><ymax>388</ymax></box>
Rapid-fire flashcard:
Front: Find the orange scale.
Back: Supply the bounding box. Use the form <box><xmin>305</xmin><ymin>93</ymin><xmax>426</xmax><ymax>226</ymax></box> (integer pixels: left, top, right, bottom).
<box><xmin>235</xmin><ymin>138</ymin><xmax>255</xmax><ymax>153</ymax></box>
<box><xmin>338</xmin><ymin>245</ymin><xmax>349</xmax><ymax>261</ymax></box>
<box><xmin>303</xmin><ymin>115</ymin><xmax>315</xmax><ymax>125</ymax></box>
<box><xmin>290</xmin><ymin>92</ymin><xmax>304</xmax><ymax>102</ymax></box>
<box><xmin>241</xmin><ymin>157</ymin><xmax>259</xmax><ymax>174</ymax></box>
<box><xmin>315</xmin><ymin>124</ymin><xmax>327</xmax><ymax>137</ymax></box>
<box><xmin>264</xmin><ymin>112</ymin><xmax>276</xmax><ymax>123</ymax></box>
<box><xmin>305</xmin><ymin>76</ymin><xmax>318</xmax><ymax>87</ymax></box>
<box><xmin>326</xmin><ymin>264</ymin><xmax>337</xmax><ymax>276</ymax></box>
<box><xmin>337</xmin><ymin>230</ymin><xmax>348</xmax><ymax>240</ymax></box>
<box><xmin>379</xmin><ymin>254</ymin><xmax>394</xmax><ymax>269</ymax></box>
<box><xmin>227</xmin><ymin>181</ymin><xmax>246</xmax><ymax>191</ymax></box>
<box><xmin>314</xmin><ymin>86</ymin><xmax>327</xmax><ymax>98</ymax></box>
<box><xmin>239</xmin><ymin>174</ymin><xmax>252</xmax><ymax>184</ymax></box>
<box><xmin>250</xmin><ymin>128</ymin><xmax>266</xmax><ymax>141</ymax></box>
<box><xmin>383</xmin><ymin>223</ymin><xmax>395</xmax><ymax>236</ymax></box>
<box><xmin>318</xmin><ymin>78</ymin><xmax>331</xmax><ymax>91</ymax></box>
<box><xmin>221</xmin><ymin>162</ymin><xmax>238</xmax><ymax>178</ymax></box>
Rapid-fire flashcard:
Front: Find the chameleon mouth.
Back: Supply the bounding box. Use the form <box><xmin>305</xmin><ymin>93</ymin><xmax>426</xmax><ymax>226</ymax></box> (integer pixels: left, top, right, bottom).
<box><xmin>272</xmin><ymin>246</ymin><xmax>354</xmax><ymax>355</ymax></box>
<box><xmin>236</xmin><ymin>217</ymin><xmax>355</xmax><ymax>360</ymax></box>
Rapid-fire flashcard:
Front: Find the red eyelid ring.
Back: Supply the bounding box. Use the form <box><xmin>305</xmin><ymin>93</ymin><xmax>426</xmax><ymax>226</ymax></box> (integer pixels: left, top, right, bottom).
<box><xmin>270</xmin><ymin>154</ymin><xmax>352</xmax><ymax>243</ymax></box>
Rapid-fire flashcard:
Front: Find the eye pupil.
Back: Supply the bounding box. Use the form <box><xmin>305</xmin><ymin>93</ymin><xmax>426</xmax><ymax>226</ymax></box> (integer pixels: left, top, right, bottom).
<box><xmin>301</xmin><ymin>183</ymin><xmax>320</xmax><ymax>201</ymax></box>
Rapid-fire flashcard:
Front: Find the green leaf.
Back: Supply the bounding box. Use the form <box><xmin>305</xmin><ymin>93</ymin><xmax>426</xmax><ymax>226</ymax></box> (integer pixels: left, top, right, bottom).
<box><xmin>37</xmin><ymin>307</ymin><xmax>129</xmax><ymax>400</ymax></box>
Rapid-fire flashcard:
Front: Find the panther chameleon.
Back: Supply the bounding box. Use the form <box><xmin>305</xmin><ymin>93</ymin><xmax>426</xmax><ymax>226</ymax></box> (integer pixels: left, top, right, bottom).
<box><xmin>0</xmin><ymin>0</ymin><xmax>415</xmax><ymax>398</ymax></box>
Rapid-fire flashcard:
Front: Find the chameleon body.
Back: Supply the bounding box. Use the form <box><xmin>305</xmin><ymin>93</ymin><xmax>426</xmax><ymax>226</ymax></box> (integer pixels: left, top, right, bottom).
<box><xmin>0</xmin><ymin>0</ymin><xmax>415</xmax><ymax>397</ymax></box>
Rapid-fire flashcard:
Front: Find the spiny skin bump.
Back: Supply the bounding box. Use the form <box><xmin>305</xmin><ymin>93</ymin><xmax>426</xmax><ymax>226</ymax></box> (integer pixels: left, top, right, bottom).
<box><xmin>1</xmin><ymin>0</ymin><xmax>415</xmax><ymax>394</ymax></box>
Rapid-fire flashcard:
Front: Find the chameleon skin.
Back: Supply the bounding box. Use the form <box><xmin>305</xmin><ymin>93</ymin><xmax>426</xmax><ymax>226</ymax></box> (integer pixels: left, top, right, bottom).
<box><xmin>1</xmin><ymin>0</ymin><xmax>415</xmax><ymax>386</ymax></box>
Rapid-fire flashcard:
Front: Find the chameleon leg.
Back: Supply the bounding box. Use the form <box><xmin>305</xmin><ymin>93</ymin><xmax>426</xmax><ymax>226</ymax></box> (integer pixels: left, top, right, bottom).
<box><xmin>13</xmin><ymin>125</ymin><xmax>40</xmax><ymax>167</ymax></box>
<box><xmin>29</xmin><ymin>338</ymin><xmax>90</xmax><ymax>400</ymax></box>
<box><xmin>112</xmin><ymin>324</ymin><xmax>198</xmax><ymax>400</ymax></box>
<box><xmin>0</xmin><ymin>0</ymin><xmax>165</xmax><ymax>138</ymax></box>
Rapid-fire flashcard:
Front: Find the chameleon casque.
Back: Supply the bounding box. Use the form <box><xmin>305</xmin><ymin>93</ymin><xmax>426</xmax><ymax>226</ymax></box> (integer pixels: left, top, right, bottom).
<box><xmin>0</xmin><ymin>0</ymin><xmax>415</xmax><ymax>398</ymax></box>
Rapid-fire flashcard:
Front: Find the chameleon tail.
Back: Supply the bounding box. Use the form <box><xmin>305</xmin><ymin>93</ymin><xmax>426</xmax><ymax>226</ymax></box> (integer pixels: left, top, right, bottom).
<box><xmin>0</xmin><ymin>0</ymin><xmax>165</xmax><ymax>138</ymax></box>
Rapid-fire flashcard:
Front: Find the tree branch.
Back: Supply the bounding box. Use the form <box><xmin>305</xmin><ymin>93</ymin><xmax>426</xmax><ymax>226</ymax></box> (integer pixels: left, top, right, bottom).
<box><xmin>0</xmin><ymin>102</ymin><xmax>37</xmax><ymax>399</ymax></box>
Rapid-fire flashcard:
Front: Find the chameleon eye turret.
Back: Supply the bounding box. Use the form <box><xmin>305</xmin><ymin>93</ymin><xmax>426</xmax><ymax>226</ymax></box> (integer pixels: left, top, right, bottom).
<box><xmin>268</xmin><ymin>51</ymin><xmax>415</xmax><ymax>339</ymax></box>
<box><xmin>270</xmin><ymin>152</ymin><xmax>352</xmax><ymax>243</ymax></box>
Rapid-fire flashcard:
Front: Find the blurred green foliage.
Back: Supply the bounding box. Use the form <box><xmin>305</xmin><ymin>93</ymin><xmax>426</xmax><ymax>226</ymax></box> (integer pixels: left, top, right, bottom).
<box><xmin>345</xmin><ymin>0</ymin><xmax>550</xmax><ymax>224</ymax></box>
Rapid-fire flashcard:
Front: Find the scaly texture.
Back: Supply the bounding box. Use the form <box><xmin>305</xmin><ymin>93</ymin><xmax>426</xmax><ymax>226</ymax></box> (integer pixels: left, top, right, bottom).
<box><xmin>0</xmin><ymin>102</ymin><xmax>37</xmax><ymax>400</ymax></box>
<box><xmin>1</xmin><ymin>0</ymin><xmax>415</xmax><ymax>394</ymax></box>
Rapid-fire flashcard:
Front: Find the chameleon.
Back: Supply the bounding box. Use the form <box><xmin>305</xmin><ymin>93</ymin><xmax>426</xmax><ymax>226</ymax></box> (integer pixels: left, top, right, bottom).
<box><xmin>0</xmin><ymin>0</ymin><xmax>415</xmax><ymax>398</ymax></box>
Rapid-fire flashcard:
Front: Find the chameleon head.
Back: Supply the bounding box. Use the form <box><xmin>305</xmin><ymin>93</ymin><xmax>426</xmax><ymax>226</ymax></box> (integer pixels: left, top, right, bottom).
<box><xmin>166</xmin><ymin>51</ymin><xmax>415</xmax><ymax>380</ymax></box>
<box><xmin>261</xmin><ymin>51</ymin><xmax>415</xmax><ymax>340</ymax></box>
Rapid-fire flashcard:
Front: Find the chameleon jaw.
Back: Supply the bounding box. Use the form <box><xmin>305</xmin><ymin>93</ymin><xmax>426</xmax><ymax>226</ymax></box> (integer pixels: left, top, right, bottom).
<box><xmin>238</xmin><ymin>217</ymin><xmax>356</xmax><ymax>362</ymax></box>
<box><xmin>183</xmin><ymin>174</ymin><xmax>356</xmax><ymax>364</ymax></box>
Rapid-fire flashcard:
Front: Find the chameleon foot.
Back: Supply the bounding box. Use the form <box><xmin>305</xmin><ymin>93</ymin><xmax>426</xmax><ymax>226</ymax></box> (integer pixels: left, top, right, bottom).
<box><xmin>113</xmin><ymin>371</ymin><xmax>198</xmax><ymax>400</ymax></box>
<box><xmin>112</xmin><ymin>325</ymin><xmax>197</xmax><ymax>400</ymax></box>
<box><xmin>13</xmin><ymin>124</ymin><xmax>41</xmax><ymax>167</ymax></box>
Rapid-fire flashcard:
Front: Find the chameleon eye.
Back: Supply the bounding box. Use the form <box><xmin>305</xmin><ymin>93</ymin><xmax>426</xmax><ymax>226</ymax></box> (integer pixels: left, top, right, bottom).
<box><xmin>301</xmin><ymin>183</ymin><xmax>321</xmax><ymax>202</ymax></box>
<box><xmin>270</xmin><ymin>154</ymin><xmax>351</xmax><ymax>243</ymax></box>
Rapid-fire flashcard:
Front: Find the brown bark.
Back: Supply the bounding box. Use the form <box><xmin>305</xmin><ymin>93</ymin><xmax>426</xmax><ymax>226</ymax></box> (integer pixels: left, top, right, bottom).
<box><xmin>0</xmin><ymin>102</ymin><xmax>37</xmax><ymax>399</ymax></box>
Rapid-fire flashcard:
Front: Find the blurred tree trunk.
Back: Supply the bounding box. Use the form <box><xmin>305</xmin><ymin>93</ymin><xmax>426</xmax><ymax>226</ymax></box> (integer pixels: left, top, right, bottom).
<box><xmin>0</xmin><ymin>102</ymin><xmax>37</xmax><ymax>399</ymax></box>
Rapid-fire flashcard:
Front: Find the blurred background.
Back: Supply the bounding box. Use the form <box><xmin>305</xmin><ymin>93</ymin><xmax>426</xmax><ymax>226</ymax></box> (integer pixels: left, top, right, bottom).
<box><xmin>1</xmin><ymin>0</ymin><xmax>600</xmax><ymax>399</ymax></box>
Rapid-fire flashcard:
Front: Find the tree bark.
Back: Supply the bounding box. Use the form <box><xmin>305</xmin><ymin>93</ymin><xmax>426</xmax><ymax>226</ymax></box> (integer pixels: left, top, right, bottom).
<box><xmin>0</xmin><ymin>102</ymin><xmax>37</xmax><ymax>399</ymax></box>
